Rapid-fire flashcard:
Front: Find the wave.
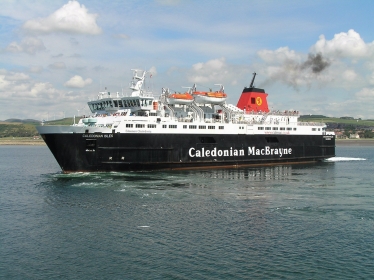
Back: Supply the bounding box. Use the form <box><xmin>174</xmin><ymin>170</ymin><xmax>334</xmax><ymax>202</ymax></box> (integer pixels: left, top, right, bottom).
<box><xmin>325</xmin><ymin>157</ymin><xmax>366</xmax><ymax>162</ymax></box>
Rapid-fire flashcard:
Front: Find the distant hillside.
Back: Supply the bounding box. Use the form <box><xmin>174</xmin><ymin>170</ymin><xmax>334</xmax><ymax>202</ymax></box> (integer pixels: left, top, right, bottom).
<box><xmin>0</xmin><ymin>123</ymin><xmax>38</xmax><ymax>137</ymax></box>
<box><xmin>44</xmin><ymin>117</ymin><xmax>75</xmax><ymax>125</ymax></box>
<box><xmin>0</xmin><ymin>117</ymin><xmax>77</xmax><ymax>138</ymax></box>
<box><xmin>299</xmin><ymin>115</ymin><xmax>374</xmax><ymax>128</ymax></box>
<box><xmin>300</xmin><ymin>115</ymin><xmax>328</xmax><ymax>119</ymax></box>
<box><xmin>3</xmin><ymin>118</ymin><xmax>40</xmax><ymax>124</ymax></box>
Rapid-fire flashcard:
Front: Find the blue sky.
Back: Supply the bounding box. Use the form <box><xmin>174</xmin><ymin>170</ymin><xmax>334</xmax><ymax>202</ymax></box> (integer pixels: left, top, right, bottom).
<box><xmin>1</xmin><ymin>0</ymin><xmax>374</xmax><ymax>120</ymax></box>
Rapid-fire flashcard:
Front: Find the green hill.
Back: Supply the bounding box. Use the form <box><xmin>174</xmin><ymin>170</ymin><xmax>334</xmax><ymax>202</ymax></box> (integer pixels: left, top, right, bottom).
<box><xmin>0</xmin><ymin>122</ymin><xmax>39</xmax><ymax>137</ymax></box>
<box><xmin>0</xmin><ymin>118</ymin><xmax>75</xmax><ymax>138</ymax></box>
<box><xmin>44</xmin><ymin>118</ymin><xmax>75</xmax><ymax>125</ymax></box>
<box><xmin>4</xmin><ymin>118</ymin><xmax>40</xmax><ymax>124</ymax></box>
<box><xmin>299</xmin><ymin>116</ymin><xmax>374</xmax><ymax>128</ymax></box>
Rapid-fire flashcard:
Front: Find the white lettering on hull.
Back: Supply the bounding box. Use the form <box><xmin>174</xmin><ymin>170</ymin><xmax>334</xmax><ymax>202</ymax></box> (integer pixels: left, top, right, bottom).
<box><xmin>189</xmin><ymin>146</ymin><xmax>292</xmax><ymax>158</ymax></box>
<box><xmin>247</xmin><ymin>146</ymin><xmax>292</xmax><ymax>157</ymax></box>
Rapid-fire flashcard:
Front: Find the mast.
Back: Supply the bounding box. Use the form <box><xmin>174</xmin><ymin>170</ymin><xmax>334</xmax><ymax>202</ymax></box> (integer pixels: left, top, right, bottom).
<box><xmin>249</xmin><ymin>72</ymin><xmax>256</xmax><ymax>88</ymax></box>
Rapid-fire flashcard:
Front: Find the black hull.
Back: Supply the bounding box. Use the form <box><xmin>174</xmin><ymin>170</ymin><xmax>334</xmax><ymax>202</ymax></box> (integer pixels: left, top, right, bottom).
<box><xmin>40</xmin><ymin>132</ymin><xmax>335</xmax><ymax>173</ymax></box>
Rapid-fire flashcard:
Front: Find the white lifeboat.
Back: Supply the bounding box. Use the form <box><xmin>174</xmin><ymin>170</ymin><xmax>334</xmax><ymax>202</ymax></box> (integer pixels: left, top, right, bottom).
<box><xmin>193</xmin><ymin>91</ymin><xmax>227</xmax><ymax>104</ymax></box>
<box><xmin>167</xmin><ymin>92</ymin><xmax>194</xmax><ymax>105</ymax></box>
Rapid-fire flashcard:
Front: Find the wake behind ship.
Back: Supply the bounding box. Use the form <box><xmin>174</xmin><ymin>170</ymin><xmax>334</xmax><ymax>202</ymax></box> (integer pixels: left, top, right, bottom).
<box><xmin>37</xmin><ymin>70</ymin><xmax>335</xmax><ymax>173</ymax></box>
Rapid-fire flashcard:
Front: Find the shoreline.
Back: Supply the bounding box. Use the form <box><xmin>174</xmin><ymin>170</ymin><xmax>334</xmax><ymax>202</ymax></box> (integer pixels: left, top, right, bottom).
<box><xmin>1</xmin><ymin>138</ymin><xmax>374</xmax><ymax>146</ymax></box>
<box><xmin>0</xmin><ymin>138</ymin><xmax>45</xmax><ymax>145</ymax></box>
<box><xmin>335</xmin><ymin>139</ymin><xmax>374</xmax><ymax>146</ymax></box>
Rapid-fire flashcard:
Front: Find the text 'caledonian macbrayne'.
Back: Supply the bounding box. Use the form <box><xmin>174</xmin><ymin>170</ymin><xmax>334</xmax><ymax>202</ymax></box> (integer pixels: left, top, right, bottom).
<box><xmin>189</xmin><ymin>146</ymin><xmax>292</xmax><ymax>158</ymax></box>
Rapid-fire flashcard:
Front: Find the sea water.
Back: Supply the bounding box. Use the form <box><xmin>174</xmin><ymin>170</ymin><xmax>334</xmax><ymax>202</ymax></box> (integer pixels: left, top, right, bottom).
<box><xmin>0</xmin><ymin>145</ymin><xmax>373</xmax><ymax>279</ymax></box>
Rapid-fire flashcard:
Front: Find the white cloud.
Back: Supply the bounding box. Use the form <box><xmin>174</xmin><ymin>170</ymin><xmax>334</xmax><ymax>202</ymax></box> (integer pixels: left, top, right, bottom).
<box><xmin>22</xmin><ymin>1</ymin><xmax>102</xmax><ymax>35</ymax></box>
<box><xmin>29</xmin><ymin>82</ymin><xmax>60</xmax><ymax>98</ymax></box>
<box><xmin>49</xmin><ymin>62</ymin><xmax>66</xmax><ymax>70</ymax></box>
<box><xmin>188</xmin><ymin>57</ymin><xmax>228</xmax><ymax>84</ymax></box>
<box><xmin>28</xmin><ymin>65</ymin><xmax>44</xmax><ymax>73</ymax></box>
<box><xmin>0</xmin><ymin>70</ymin><xmax>61</xmax><ymax>99</ymax></box>
<box><xmin>0</xmin><ymin>71</ymin><xmax>30</xmax><ymax>93</ymax></box>
<box><xmin>5</xmin><ymin>72</ymin><xmax>30</xmax><ymax>81</ymax></box>
<box><xmin>258</xmin><ymin>47</ymin><xmax>301</xmax><ymax>64</ymax></box>
<box><xmin>368</xmin><ymin>73</ymin><xmax>374</xmax><ymax>85</ymax></box>
<box><xmin>5</xmin><ymin>37</ymin><xmax>46</xmax><ymax>55</ymax></box>
<box><xmin>0</xmin><ymin>75</ymin><xmax>12</xmax><ymax>92</ymax></box>
<box><xmin>64</xmin><ymin>75</ymin><xmax>92</xmax><ymax>88</ymax></box>
<box><xmin>342</xmin><ymin>69</ymin><xmax>357</xmax><ymax>82</ymax></box>
<box><xmin>5</xmin><ymin>42</ymin><xmax>22</xmax><ymax>53</ymax></box>
<box><xmin>355</xmin><ymin>88</ymin><xmax>374</xmax><ymax>99</ymax></box>
<box><xmin>311</xmin><ymin>29</ymin><xmax>372</xmax><ymax>59</ymax></box>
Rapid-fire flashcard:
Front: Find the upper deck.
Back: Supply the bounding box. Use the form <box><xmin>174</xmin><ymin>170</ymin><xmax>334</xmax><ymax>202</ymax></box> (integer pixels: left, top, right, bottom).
<box><xmin>39</xmin><ymin>70</ymin><xmax>334</xmax><ymax>137</ymax></box>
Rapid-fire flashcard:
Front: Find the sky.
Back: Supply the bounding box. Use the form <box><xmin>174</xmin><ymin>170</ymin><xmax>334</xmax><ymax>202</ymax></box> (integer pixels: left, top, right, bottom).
<box><xmin>2</xmin><ymin>0</ymin><xmax>374</xmax><ymax>120</ymax></box>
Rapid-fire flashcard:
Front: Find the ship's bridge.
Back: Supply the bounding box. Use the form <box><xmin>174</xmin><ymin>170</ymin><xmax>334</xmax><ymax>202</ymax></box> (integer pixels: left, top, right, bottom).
<box><xmin>88</xmin><ymin>91</ymin><xmax>123</xmax><ymax>113</ymax></box>
<box><xmin>88</xmin><ymin>69</ymin><xmax>157</xmax><ymax>115</ymax></box>
<box><xmin>88</xmin><ymin>92</ymin><xmax>158</xmax><ymax>115</ymax></box>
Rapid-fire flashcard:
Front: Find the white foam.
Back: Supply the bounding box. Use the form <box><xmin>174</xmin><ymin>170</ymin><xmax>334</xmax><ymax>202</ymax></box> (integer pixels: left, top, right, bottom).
<box><xmin>325</xmin><ymin>157</ymin><xmax>366</xmax><ymax>162</ymax></box>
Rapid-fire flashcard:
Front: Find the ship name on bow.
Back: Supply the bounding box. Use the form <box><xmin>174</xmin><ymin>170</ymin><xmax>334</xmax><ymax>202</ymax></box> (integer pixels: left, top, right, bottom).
<box><xmin>82</xmin><ymin>134</ymin><xmax>113</xmax><ymax>138</ymax></box>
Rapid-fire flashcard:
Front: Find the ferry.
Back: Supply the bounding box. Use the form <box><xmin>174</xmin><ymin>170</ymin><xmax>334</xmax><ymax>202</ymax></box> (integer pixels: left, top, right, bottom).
<box><xmin>37</xmin><ymin>69</ymin><xmax>335</xmax><ymax>173</ymax></box>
